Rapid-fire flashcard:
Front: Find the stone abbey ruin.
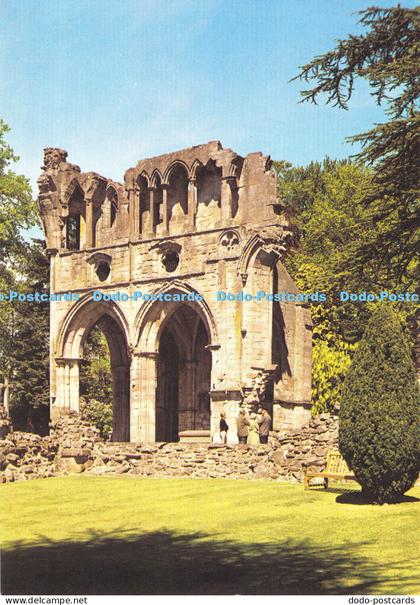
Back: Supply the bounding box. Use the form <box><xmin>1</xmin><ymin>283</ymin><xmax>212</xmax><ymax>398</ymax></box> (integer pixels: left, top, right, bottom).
<box><xmin>37</xmin><ymin>141</ymin><xmax>312</xmax><ymax>445</ymax></box>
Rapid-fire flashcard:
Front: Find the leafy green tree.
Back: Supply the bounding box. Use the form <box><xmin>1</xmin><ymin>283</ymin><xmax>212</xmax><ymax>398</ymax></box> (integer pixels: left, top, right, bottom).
<box><xmin>276</xmin><ymin>157</ymin><xmax>418</xmax><ymax>413</ymax></box>
<box><xmin>0</xmin><ymin>120</ymin><xmax>45</xmax><ymax>430</ymax></box>
<box><xmin>0</xmin><ymin>120</ymin><xmax>36</xmax><ymax>269</ymax></box>
<box><xmin>294</xmin><ymin>6</ymin><xmax>419</xmax><ymax>283</ymax></box>
<box><xmin>277</xmin><ymin>159</ymin><xmax>373</xmax><ymax>412</ymax></box>
<box><xmin>311</xmin><ymin>341</ymin><xmax>353</xmax><ymax>415</ymax></box>
<box><xmin>79</xmin><ymin>326</ymin><xmax>113</xmax><ymax>405</ymax></box>
<box><xmin>339</xmin><ymin>306</ymin><xmax>420</xmax><ymax>503</ymax></box>
<box><xmin>79</xmin><ymin>326</ymin><xmax>113</xmax><ymax>438</ymax></box>
<box><xmin>0</xmin><ymin>121</ymin><xmax>35</xmax><ymax>380</ymax></box>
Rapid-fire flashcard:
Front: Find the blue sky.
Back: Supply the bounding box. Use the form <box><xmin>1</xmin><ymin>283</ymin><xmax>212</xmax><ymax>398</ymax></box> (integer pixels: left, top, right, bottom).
<box><xmin>1</xmin><ymin>0</ymin><xmax>416</xmax><ymax>201</ymax></box>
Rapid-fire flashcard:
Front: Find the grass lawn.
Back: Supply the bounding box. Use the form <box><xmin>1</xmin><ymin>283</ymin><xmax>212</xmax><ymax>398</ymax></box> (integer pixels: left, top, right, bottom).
<box><xmin>1</xmin><ymin>476</ymin><xmax>419</xmax><ymax>595</ymax></box>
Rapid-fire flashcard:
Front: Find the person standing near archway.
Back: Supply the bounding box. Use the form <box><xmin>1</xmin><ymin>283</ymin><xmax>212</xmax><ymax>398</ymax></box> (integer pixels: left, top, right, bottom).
<box><xmin>219</xmin><ymin>412</ymin><xmax>228</xmax><ymax>443</ymax></box>
<box><xmin>258</xmin><ymin>408</ymin><xmax>271</xmax><ymax>444</ymax></box>
<box><xmin>236</xmin><ymin>408</ymin><xmax>250</xmax><ymax>444</ymax></box>
<box><xmin>248</xmin><ymin>413</ymin><xmax>260</xmax><ymax>446</ymax></box>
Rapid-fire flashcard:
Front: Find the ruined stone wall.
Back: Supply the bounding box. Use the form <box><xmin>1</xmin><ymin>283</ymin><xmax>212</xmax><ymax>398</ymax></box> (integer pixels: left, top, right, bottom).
<box><xmin>0</xmin><ymin>412</ymin><xmax>338</xmax><ymax>483</ymax></box>
<box><xmin>85</xmin><ymin>413</ymin><xmax>338</xmax><ymax>481</ymax></box>
<box><xmin>51</xmin><ymin>413</ymin><xmax>103</xmax><ymax>473</ymax></box>
<box><xmin>0</xmin><ymin>432</ymin><xmax>59</xmax><ymax>482</ymax></box>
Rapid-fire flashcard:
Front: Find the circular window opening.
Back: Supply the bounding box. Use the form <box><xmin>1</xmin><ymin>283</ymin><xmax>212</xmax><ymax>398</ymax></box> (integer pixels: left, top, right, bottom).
<box><xmin>162</xmin><ymin>251</ymin><xmax>179</xmax><ymax>273</ymax></box>
<box><xmin>96</xmin><ymin>261</ymin><xmax>111</xmax><ymax>281</ymax></box>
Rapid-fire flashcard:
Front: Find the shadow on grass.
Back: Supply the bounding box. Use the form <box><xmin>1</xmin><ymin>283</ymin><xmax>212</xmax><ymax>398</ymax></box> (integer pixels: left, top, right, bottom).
<box><xmin>1</xmin><ymin>529</ymin><xmax>415</xmax><ymax>595</ymax></box>
<box><xmin>307</xmin><ymin>485</ymin><xmax>420</xmax><ymax>506</ymax></box>
<box><xmin>336</xmin><ymin>491</ymin><xmax>420</xmax><ymax>506</ymax></box>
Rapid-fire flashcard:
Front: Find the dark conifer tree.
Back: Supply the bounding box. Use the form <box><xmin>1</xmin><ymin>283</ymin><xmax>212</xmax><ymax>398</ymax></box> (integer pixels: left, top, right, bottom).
<box><xmin>294</xmin><ymin>6</ymin><xmax>420</xmax><ymax>282</ymax></box>
<box><xmin>339</xmin><ymin>305</ymin><xmax>420</xmax><ymax>503</ymax></box>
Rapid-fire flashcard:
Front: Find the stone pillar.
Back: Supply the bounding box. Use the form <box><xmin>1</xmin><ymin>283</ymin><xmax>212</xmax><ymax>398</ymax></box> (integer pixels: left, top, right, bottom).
<box><xmin>54</xmin><ymin>358</ymin><xmax>79</xmax><ymax>414</ymax></box>
<box><xmin>188</xmin><ymin>178</ymin><xmax>197</xmax><ymax>230</ymax></box>
<box><xmin>85</xmin><ymin>197</ymin><xmax>93</xmax><ymax>248</ymax></box>
<box><xmin>102</xmin><ymin>198</ymin><xmax>111</xmax><ymax>230</ymax></box>
<box><xmin>68</xmin><ymin>360</ymin><xmax>80</xmax><ymax>412</ymax></box>
<box><xmin>130</xmin><ymin>354</ymin><xmax>141</xmax><ymax>442</ymax></box>
<box><xmin>149</xmin><ymin>187</ymin><xmax>157</xmax><ymax>235</ymax></box>
<box><xmin>127</xmin><ymin>187</ymin><xmax>137</xmax><ymax>241</ymax></box>
<box><xmin>221</xmin><ymin>177</ymin><xmax>234</xmax><ymax>224</ymax></box>
<box><xmin>112</xmin><ymin>364</ymin><xmax>130</xmax><ymax>442</ymax></box>
<box><xmin>53</xmin><ymin>359</ymin><xmax>65</xmax><ymax>417</ymax></box>
<box><xmin>136</xmin><ymin>352</ymin><xmax>158</xmax><ymax>442</ymax></box>
<box><xmin>49</xmin><ymin>251</ymin><xmax>58</xmax><ymax>413</ymax></box>
<box><xmin>181</xmin><ymin>360</ymin><xmax>197</xmax><ymax>431</ymax></box>
<box><xmin>63</xmin><ymin>362</ymin><xmax>70</xmax><ymax>410</ymax></box>
<box><xmin>161</xmin><ymin>184</ymin><xmax>169</xmax><ymax>234</ymax></box>
<box><xmin>134</xmin><ymin>186</ymin><xmax>140</xmax><ymax>237</ymax></box>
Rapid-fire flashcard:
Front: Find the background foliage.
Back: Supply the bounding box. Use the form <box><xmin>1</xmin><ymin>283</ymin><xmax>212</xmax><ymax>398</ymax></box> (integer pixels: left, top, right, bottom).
<box><xmin>79</xmin><ymin>326</ymin><xmax>113</xmax><ymax>439</ymax></box>
<box><xmin>275</xmin><ymin>158</ymin><xmax>417</xmax><ymax>414</ymax></box>
<box><xmin>0</xmin><ymin>121</ymin><xmax>50</xmax><ymax>433</ymax></box>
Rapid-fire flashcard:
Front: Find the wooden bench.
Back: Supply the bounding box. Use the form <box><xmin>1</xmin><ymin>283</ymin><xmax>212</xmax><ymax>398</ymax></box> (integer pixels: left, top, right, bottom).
<box><xmin>304</xmin><ymin>449</ymin><xmax>356</xmax><ymax>490</ymax></box>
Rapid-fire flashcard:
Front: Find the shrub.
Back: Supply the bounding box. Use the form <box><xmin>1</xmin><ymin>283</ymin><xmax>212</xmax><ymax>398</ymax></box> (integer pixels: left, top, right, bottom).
<box><xmin>339</xmin><ymin>306</ymin><xmax>420</xmax><ymax>503</ymax></box>
<box><xmin>80</xmin><ymin>397</ymin><xmax>112</xmax><ymax>440</ymax></box>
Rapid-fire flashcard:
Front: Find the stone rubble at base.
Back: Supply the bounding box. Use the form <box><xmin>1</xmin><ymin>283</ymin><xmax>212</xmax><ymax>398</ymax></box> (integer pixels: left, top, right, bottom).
<box><xmin>0</xmin><ymin>408</ymin><xmax>339</xmax><ymax>484</ymax></box>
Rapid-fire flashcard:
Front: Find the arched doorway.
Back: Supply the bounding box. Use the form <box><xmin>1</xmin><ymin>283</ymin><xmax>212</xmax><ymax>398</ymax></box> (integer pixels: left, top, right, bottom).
<box><xmin>56</xmin><ymin>299</ymin><xmax>131</xmax><ymax>442</ymax></box>
<box><xmin>155</xmin><ymin>304</ymin><xmax>212</xmax><ymax>442</ymax></box>
<box><xmin>81</xmin><ymin>315</ymin><xmax>130</xmax><ymax>441</ymax></box>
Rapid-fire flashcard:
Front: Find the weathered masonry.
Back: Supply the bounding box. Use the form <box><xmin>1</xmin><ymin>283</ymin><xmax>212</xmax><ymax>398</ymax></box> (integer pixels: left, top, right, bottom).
<box><xmin>38</xmin><ymin>141</ymin><xmax>312</xmax><ymax>443</ymax></box>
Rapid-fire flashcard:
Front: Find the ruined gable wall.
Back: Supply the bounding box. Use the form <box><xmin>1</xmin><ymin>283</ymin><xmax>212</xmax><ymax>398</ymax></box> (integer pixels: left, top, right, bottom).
<box><xmin>38</xmin><ymin>141</ymin><xmax>312</xmax><ymax>442</ymax></box>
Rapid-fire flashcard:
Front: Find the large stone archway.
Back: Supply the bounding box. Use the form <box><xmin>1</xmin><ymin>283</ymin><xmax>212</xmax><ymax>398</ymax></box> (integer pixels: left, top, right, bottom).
<box><xmin>131</xmin><ymin>283</ymin><xmax>219</xmax><ymax>442</ymax></box>
<box><xmin>54</xmin><ymin>297</ymin><xmax>131</xmax><ymax>441</ymax></box>
<box><xmin>156</xmin><ymin>305</ymin><xmax>212</xmax><ymax>442</ymax></box>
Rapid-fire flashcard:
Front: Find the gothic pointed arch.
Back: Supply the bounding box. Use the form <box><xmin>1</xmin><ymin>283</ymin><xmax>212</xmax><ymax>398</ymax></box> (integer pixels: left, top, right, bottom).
<box><xmin>64</xmin><ymin>178</ymin><xmax>83</xmax><ymax>205</ymax></box>
<box><xmin>137</xmin><ymin>170</ymin><xmax>150</xmax><ymax>188</ymax></box>
<box><xmin>190</xmin><ymin>159</ymin><xmax>203</xmax><ymax>180</ymax></box>
<box><xmin>164</xmin><ymin>162</ymin><xmax>189</xmax><ymax>225</ymax></box>
<box><xmin>56</xmin><ymin>295</ymin><xmax>131</xmax><ymax>441</ymax></box>
<box><xmin>163</xmin><ymin>160</ymin><xmax>190</xmax><ymax>184</ymax></box>
<box><xmin>57</xmin><ymin>294</ymin><xmax>131</xmax><ymax>360</ymax></box>
<box><xmin>150</xmin><ymin>169</ymin><xmax>163</xmax><ymax>188</ymax></box>
<box><xmin>134</xmin><ymin>280</ymin><xmax>218</xmax><ymax>354</ymax></box>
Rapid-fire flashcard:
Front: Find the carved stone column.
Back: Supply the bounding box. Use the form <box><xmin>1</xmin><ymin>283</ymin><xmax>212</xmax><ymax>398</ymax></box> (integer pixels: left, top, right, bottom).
<box><xmin>54</xmin><ymin>358</ymin><xmax>79</xmax><ymax>413</ymax></box>
<box><xmin>188</xmin><ymin>178</ymin><xmax>197</xmax><ymax>229</ymax></box>
<box><xmin>68</xmin><ymin>359</ymin><xmax>80</xmax><ymax>412</ymax></box>
<box><xmin>103</xmin><ymin>197</ymin><xmax>111</xmax><ymax>229</ymax></box>
<box><xmin>149</xmin><ymin>186</ymin><xmax>157</xmax><ymax>235</ymax></box>
<box><xmin>161</xmin><ymin>184</ymin><xmax>169</xmax><ymax>235</ymax></box>
<box><xmin>129</xmin><ymin>353</ymin><xmax>141</xmax><ymax>442</ymax></box>
<box><xmin>134</xmin><ymin>186</ymin><xmax>141</xmax><ymax>237</ymax></box>
<box><xmin>221</xmin><ymin>177</ymin><xmax>235</xmax><ymax>224</ymax></box>
<box><xmin>136</xmin><ymin>351</ymin><xmax>159</xmax><ymax>442</ymax></box>
<box><xmin>180</xmin><ymin>359</ymin><xmax>197</xmax><ymax>431</ymax></box>
<box><xmin>54</xmin><ymin>359</ymin><xmax>66</xmax><ymax>416</ymax></box>
<box><xmin>85</xmin><ymin>197</ymin><xmax>94</xmax><ymax>248</ymax></box>
<box><xmin>112</xmin><ymin>364</ymin><xmax>130</xmax><ymax>441</ymax></box>
<box><xmin>127</xmin><ymin>187</ymin><xmax>137</xmax><ymax>241</ymax></box>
